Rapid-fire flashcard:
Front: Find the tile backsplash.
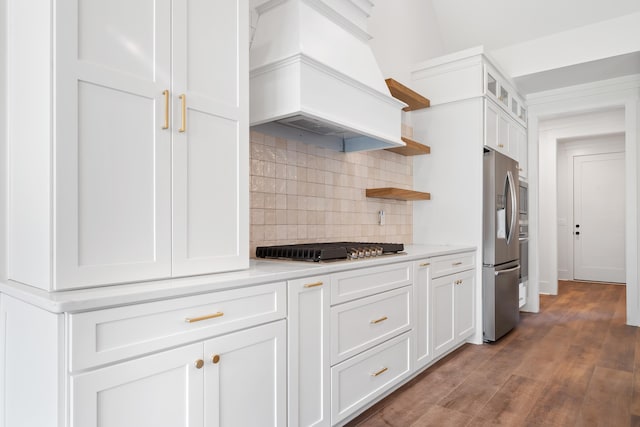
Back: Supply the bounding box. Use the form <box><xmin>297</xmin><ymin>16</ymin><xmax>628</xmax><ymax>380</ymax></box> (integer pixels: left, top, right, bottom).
<box><xmin>249</xmin><ymin>129</ymin><xmax>415</xmax><ymax>257</ymax></box>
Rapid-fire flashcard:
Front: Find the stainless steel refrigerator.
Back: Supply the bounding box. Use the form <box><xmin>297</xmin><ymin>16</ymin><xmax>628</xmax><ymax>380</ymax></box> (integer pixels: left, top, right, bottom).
<box><xmin>483</xmin><ymin>148</ymin><xmax>520</xmax><ymax>342</ymax></box>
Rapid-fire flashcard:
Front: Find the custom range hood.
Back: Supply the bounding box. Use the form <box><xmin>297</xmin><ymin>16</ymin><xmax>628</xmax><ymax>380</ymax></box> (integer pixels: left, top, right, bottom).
<box><xmin>250</xmin><ymin>0</ymin><xmax>406</xmax><ymax>152</ymax></box>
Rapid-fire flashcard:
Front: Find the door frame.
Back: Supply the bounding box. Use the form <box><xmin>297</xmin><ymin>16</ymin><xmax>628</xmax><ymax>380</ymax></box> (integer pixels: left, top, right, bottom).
<box><xmin>559</xmin><ymin>137</ymin><xmax>625</xmax><ymax>282</ymax></box>
<box><xmin>571</xmin><ymin>149</ymin><xmax>626</xmax><ymax>283</ymax></box>
<box><xmin>525</xmin><ymin>74</ymin><xmax>639</xmax><ymax>327</ymax></box>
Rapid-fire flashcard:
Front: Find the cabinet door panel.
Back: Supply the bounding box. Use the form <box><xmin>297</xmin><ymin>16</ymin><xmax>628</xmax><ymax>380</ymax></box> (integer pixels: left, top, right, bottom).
<box><xmin>288</xmin><ymin>276</ymin><xmax>331</xmax><ymax>427</ymax></box>
<box><xmin>55</xmin><ymin>0</ymin><xmax>172</xmax><ymax>288</ymax></box>
<box><xmin>484</xmin><ymin>100</ymin><xmax>499</xmax><ymax>151</ymax></box>
<box><xmin>204</xmin><ymin>320</ymin><xmax>286</xmax><ymax>427</ymax></box>
<box><xmin>172</xmin><ymin>0</ymin><xmax>248</xmax><ymax>276</ymax></box>
<box><xmin>414</xmin><ymin>260</ymin><xmax>431</xmax><ymax>368</ymax></box>
<box><xmin>455</xmin><ymin>270</ymin><xmax>476</xmax><ymax>340</ymax></box>
<box><xmin>77</xmin><ymin>0</ymin><xmax>157</xmax><ymax>81</ymax></box>
<box><xmin>431</xmin><ymin>276</ymin><xmax>455</xmax><ymax>358</ymax></box>
<box><xmin>71</xmin><ymin>343</ymin><xmax>203</xmax><ymax>427</ymax></box>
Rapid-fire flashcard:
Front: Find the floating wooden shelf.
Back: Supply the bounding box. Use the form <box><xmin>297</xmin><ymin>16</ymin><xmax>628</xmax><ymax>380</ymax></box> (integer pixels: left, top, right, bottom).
<box><xmin>385</xmin><ymin>78</ymin><xmax>431</xmax><ymax>111</ymax></box>
<box><xmin>385</xmin><ymin>136</ymin><xmax>431</xmax><ymax>156</ymax></box>
<box><xmin>366</xmin><ymin>188</ymin><xmax>431</xmax><ymax>201</ymax></box>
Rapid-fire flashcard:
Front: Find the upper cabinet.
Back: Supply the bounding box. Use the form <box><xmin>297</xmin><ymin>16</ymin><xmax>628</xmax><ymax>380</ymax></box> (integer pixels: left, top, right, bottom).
<box><xmin>411</xmin><ymin>47</ymin><xmax>527</xmax><ymax>173</ymax></box>
<box><xmin>7</xmin><ymin>0</ymin><xmax>248</xmax><ymax>291</ymax></box>
<box><xmin>484</xmin><ymin>64</ymin><xmax>527</xmax><ymax>127</ymax></box>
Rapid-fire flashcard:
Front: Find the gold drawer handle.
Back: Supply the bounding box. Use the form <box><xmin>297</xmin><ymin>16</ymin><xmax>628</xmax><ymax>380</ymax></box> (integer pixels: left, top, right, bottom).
<box><xmin>179</xmin><ymin>94</ymin><xmax>186</xmax><ymax>132</ymax></box>
<box><xmin>498</xmin><ymin>144</ymin><xmax>504</xmax><ymax>148</ymax></box>
<box><xmin>419</xmin><ymin>262</ymin><xmax>430</xmax><ymax>267</ymax></box>
<box><xmin>162</xmin><ymin>90</ymin><xmax>170</xmax><ymax>129</ymax></box>
<box><xmin>194</xmin><ymin>359</ymin><xmax>204</xmax><ymax>369</ymax></box>
<box><xmin>304</xmin><ymin>281</ymin><xmax>324</xmax><ymax>288</ymax></box>
<box><xmin>454</xmin><ymin>279</ymin><xmax>464</xmax><ymax>285</ymax></box>
<box><xmin>371</xmin><ymin>367</ymin><xmax>388</xmax><ymax>377</ymax></box>
<box><xmin>211</xmin><ymin>354</ymin><xmax>221</xmax><ymax>364</ymax></box>
<box><xmin>185</xmin><ymin>312</ymin><xmax>224</xmax><ymax>323</ymax></box>
<box><xmin>452</xmin><ymin>262</ymin><xmax>463</xmax><ymax>266</ymax></box>
<box><xmin>370</xmin><ymin>316</ymin><xmax>388</xmax><ymax>325</ymax></box>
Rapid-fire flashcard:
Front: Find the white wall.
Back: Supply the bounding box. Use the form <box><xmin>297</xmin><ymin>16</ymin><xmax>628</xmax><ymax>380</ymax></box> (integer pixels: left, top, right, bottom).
<box><xmin>538</xmin><ymin>109</ymin><xmax>626</xmax><ymax>294</ymax></box>
<box><xmin>0</xmin><ymin>0</ymin><xmax>7</xmax><ymax>280</ymax></box>
<box><xmin>368</xmin><ymin>0</ymin><xmax>445</xmax><ymax>86</ymax></box>
<box><xmin>557</xmin><ymin>133</ymin><xmax>625</xmax><ymax>280</ymax></box>
<box><xmin>527</xmin><ymin>76</ymin><xmax>639</xmax><ymax>325</ymax></box>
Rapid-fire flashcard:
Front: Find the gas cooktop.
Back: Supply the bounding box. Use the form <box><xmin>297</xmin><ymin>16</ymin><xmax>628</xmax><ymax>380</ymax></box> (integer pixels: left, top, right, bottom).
<box><xmin>255</xmin><ymin>242</ymin><xmax>404</xmax><ymax>262</ymax></box>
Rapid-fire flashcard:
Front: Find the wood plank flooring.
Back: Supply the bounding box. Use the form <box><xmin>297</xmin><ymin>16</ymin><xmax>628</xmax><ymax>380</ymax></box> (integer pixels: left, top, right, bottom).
<box><xmin>346</xmin><ymin>280</ymin><xmax>638</xmax><ymax>427</ymax></box>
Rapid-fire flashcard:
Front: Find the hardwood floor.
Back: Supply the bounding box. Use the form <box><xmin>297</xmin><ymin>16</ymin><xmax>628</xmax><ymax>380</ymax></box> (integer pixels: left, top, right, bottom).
<box><xmin>346</xmin><ymin>280</ymin><xmax>638</xmax><ymax>427</ymax></box>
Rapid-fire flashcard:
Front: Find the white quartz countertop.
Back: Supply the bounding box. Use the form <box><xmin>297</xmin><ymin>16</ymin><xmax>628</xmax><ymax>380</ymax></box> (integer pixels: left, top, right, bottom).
<box><xmin>0</xmin><ymin>245</ymin><xmax>475</xmax><ymax>313</ymax></box>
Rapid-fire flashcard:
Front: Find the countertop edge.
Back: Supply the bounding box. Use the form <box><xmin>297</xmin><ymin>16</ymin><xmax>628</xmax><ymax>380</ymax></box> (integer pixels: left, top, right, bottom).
<box><xmin>0</xmin><ymin>245</ymin><xmax>476</xmax><ymax>313</ymax></box>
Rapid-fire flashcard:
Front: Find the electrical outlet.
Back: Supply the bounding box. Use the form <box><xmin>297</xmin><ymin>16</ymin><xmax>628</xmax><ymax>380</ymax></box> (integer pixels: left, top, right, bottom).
<box><xmin>378</xmin><ymin>210</ymin><xmax>385</xmax><ymax>226</ymax></box>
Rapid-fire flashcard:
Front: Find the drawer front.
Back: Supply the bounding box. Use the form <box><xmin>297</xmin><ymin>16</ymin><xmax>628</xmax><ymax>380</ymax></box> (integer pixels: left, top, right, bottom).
<box><xmin>431</xmin><ymin>252</ymin><xmax>475</xmax><ymax>278</ymax></box>
<box><xmin>331</xmin><ymin>286</ymin><xmax>412</xmax><ymax>365</ymax></box>
<box><xmin>331</xmin><ymin>262</ymin><xmax>412</xmax><ymax>305</ymax></box>
<box><xmin>69</xmin><ymin>282</ymin><xmax>286</xmax><ymax>371</ymax></box>
<box><xmin>331</xmin><ymin>332</ymin><xmax>412</xmax><ymax>424</ymax></box>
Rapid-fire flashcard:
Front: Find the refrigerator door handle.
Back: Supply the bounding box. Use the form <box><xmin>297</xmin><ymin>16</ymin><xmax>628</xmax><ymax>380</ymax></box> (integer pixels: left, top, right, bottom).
<box><xmin>506</xmin><ymin>170</ymin><xmax>517</xmax><ymax>245</ymax></box>
<box><xmin>494</xmin><ymin>265</ymin><xmax>521</xmax><ymax>276</ymax></box>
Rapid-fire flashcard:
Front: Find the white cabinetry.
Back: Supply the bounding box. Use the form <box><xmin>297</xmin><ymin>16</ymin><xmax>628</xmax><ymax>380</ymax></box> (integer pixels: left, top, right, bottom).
<box><xmin>424</xmin><ymin>253</ymin><xmax>476</xmax><ymax>360</ymax></box>
<box><xmin>414</xmin><ymin>260</ymin><xmax>432</xmax><ymax>369</ymax></box>
<box><xmin>7</xmin><ymin>0</ymin><xmax>248</xmax><ymax>290</ymax></box>
<box><xmin>329</xmin><ymin>263</ymin><xmax>414</xmax><ymax>425</ymax></box>
<box><xmin>288</xmin><ymin>276</ymin><xmax>331</xmax><ymax>427</ymax></box>
<box><xmin>1</xmin><ymin>282</ymin><xmax>286</xmax><ymax>427</ymax></box>
<box><xmin>73</xmin><ymin>321</ymin><xmax>286</xmax><ymax>427</ymax></box>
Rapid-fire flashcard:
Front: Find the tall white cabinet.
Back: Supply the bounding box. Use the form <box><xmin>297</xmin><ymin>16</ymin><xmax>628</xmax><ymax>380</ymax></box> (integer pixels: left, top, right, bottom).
<box><xmin>411</xmin><ymin>48</ymin><xmax>528</xmax><ymax>342</ymax></box>
<box><xmin>7</xmin><ymin>0</ymin><xmax>248</xmax><ymax>290</ymax></box>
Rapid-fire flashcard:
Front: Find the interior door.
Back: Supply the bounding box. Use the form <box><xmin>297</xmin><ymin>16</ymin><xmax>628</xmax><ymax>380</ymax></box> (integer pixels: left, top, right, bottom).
<box><xmin>573</xmin><ymin>152</ymin><xmax>625</xmax><ymax>283</ymax></box>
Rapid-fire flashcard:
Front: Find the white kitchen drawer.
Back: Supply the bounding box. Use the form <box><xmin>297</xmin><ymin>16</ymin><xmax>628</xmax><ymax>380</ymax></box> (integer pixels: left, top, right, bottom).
<box><xmin>331</xmin><ymin>262</ymin><xmax>412</xmax><ymax>305</ymax></box>
<box><xmin>69</xmin><ymin>282</ymin><xmax>286</xmax><ymax>371</ymax></box>
<box><xmin>331</xmin><ymin>286</ymin><xmax>412</xmax><ymax>365</ymax></box>
<box><xmin>331</xmin><ymin>332</ymin><xmax>412</xmax><ymax>424</ymax></box>
<box><xmin>430</xmin><ymin>252</ymin><xmax>475</xmax><ymax>278</ymax></box>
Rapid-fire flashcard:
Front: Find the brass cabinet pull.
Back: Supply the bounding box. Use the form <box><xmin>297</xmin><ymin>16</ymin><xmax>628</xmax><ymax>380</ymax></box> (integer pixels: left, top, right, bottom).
<box><xmin>194</xmin><ymin>359</ymin><xmax>204</xmax><ymax>369</ymax></box>
<box><xmin>452</xmin><ymin>262</ymin><xmax>463</xmax><ymax>266</ymax></box>
<box><xmin>211</xmin><ymin>354</ymin><xmax>220</xmax><ymax>364</ymax></box>
<box><xmin>371</xmin><ymin>367</ymin><xmax>388</xmax><ymax>377</ymax></box>
<box><xmin>304</xmin><ymin>281</ymin><xmax>323</xmax><ymax>288</ymax></box>
<box><xmin>454</xmin><ymin>279</ymin><xmax>464</xmax><ymax>285</ymax></box>
<box><xmin>179</xmin><ymin>94</ymin><xmax>186</xmax><ymax>132</ymax></box>
<box><xmin>498</xmin><ymin>144</ymin><xmax>504</xmax><ymax>148</ymax></box>
<box><xmin>370</xmin><ymin>316</ymin><xmax>388</xmax><ymax>324</ymax></box>
<box><xmin>419</xmin><ymin>262</ymin><xmax>430</xmax><ymax>267</ymax></box>
<box><xmin>185</xmin><ymin>312</ymin><xmax>224</xmax><ymax>323</ymax></box>
<box><xmin>162</xmin><ymin>90</ymin><xmax>170</xmax><ymax>129</ymax></box>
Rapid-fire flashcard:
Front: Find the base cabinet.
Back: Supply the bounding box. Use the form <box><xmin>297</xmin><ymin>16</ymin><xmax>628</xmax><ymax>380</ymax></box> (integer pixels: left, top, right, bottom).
<box><xmin>432</xmin><ymin>269</ymin><xmax>476</xmax><ymax>359</ymax></box>
<box><xmin>288</xmin><ymin>276</ymin><xmax>331</xmax><ymax>427</ymax></box>
<box><xmin>414</xmin><ymin>260</ymin><xmax>432</xmax><ymax>369</ymax></box>
<box><xmin>72</xmin><ymin>320</ymin><xmax>286</xmax><ymax>427</ymax></box>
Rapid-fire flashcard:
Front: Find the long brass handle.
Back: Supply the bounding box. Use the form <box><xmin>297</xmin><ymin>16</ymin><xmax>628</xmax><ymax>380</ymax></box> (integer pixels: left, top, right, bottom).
<box><xmin>304</xmin><ymin>281</ymin><xmax>324</xmax><ymax>288</ymax></box>
<box><xmin>371</xmin><ymin>367</ymin><xmax>388</xmax><ymax>377</ymax></box>
<box><xmin>185</xmin><ymin>312</ymin><xmax>224</xmax><ymax>323</ymax></box>
<box><xmin>162</xmin><ymin>90</ymin><xmax>170</xmax><ymax>129</ymax></box>
<box><xmin>179</xmin><ymin>94</ymin><xmax>186</xmax><ymax>132</ymax></box>
<box><xmin>370</xmin><ymin>316</ymin><xmax>388</xmax><ymax>324</ymax></box>
<box><xmin>452</xmin><ymin>262</ymin><xmax>463</xmax><ymax>266</ymax></box>
<box><xmin>419</xmin><ymin>262</ymin><xmax>430</xmax><ymax>267</ymax></box>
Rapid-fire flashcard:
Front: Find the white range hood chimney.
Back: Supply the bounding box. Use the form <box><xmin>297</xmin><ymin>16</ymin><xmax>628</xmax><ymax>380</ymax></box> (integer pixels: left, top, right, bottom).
<box><xmin>250</xmin><ymin>0</ymin><xmax>406</xmax><ymax>152</ymax></box>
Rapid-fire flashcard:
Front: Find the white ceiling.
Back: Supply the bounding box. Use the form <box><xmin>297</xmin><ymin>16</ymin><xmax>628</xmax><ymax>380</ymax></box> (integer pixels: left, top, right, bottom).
<box><xmin>429</xmin><ymin>0</ymin><xmax>640</xmax><ymax>53</ymax></box>
<box><xmin>427</xmin><ymin>0</ymin><xmax>640</xmax><ymax>94</ymax></box>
